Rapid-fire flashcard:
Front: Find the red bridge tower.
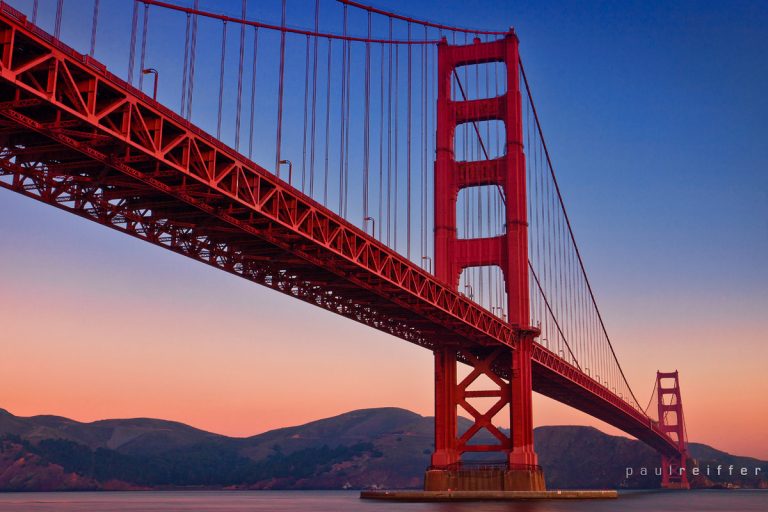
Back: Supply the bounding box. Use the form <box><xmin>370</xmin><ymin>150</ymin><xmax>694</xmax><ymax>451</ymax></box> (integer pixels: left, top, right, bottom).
<box><xmin>426</xmin><ymin>30</ymin><xmax>545</xmax><ymax>491</ymax></box>
<box><xmin>657</xmin><ymin>371</ymin><xmax>690</xmax><ymax>489</ymax></box>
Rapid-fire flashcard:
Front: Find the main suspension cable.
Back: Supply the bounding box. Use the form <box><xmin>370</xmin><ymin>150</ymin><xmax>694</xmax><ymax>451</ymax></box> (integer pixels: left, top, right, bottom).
<box><xmin>337</xmin><ymin>0</ymin><xmax>507</xmax><ymax>35</ymax></box>
<box><xmin>142</xmin><ymin>0</ymin><xmax>440</xmax><ymax>44</ymax></box>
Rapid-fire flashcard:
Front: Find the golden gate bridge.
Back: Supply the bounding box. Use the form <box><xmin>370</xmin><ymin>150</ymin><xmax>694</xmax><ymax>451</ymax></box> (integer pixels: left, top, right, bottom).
<box><xmin>0</xmin><ymin>0</ymin><xmax>689</xmax><ymax>490</ymax></box>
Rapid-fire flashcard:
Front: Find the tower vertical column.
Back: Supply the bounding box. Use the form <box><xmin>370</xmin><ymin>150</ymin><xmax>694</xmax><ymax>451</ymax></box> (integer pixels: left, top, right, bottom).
<box><xmin>502</xmin><ymin>33</ymin><xmax>529</xmax><ymax>330</ymax></box>
<box><xmin>501</xmin><ymin>31</ymin><xmax>539</xmax><ymax>477</ymax></box>
<box><xmin>432</xmin><ymin>347</ymin><xmax>458</xmax><ymax>467</ymax></box>
<box><xmin>509</xmin><ymin>334</ymin><xmax>536</xmax><ymax>465</ymax></box>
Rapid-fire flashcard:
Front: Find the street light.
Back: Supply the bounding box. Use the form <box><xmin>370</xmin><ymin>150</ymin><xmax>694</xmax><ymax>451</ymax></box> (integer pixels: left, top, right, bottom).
<box><xmin>364</xmin><ymin>216</ymin><xmax>375</xmax><ymax>236</ymax></box>
<box><xmin>278</xmin><ymin>159</ymin><xmax>292</xmax><ymax>184</ymax></box>
<box><xmin>421</xmin><ymin>256</ymin><xmax>432</xmax><ymax>273</ymax></box>
<box><xmin>142</xmin><ymin>68</ymin><xmax>158</xmax><ymax>100</ymax></box>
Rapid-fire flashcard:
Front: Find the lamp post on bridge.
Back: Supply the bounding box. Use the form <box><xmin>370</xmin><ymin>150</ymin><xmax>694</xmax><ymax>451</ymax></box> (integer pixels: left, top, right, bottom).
<box><xmin>278</xmin><ymin>159</ymin><xmax>293</xmax><ymax>185</ymax></box>
<box><xmin>421</xmin><ymin>256</ymin><xmax>432</xmax><ymax>273</ymax></box>
<box><xmin>364</xmin><ymin>216</ymin><xmax>375</xmax><ymax>236</ymax></box>
<box><xmin>141</xmin><ymin>68</ymin><xmax>158</xmax><ymax>100</ymax></box>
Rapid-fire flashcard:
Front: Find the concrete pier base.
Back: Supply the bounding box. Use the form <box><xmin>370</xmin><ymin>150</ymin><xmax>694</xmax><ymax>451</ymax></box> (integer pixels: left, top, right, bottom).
<box><xmin>662</xmin><ymin>481</ymin><xmax>691</xmax><ymax>490</ymax></box>
<box><xmin>361</xmin><ymin>490</ymin><xmax>618</xmax><ymax>501</ymax></box>
<box><xmin>424</xmin><ymin>467</ymin><xmax>546</xmax><ymax>492</ymax></box>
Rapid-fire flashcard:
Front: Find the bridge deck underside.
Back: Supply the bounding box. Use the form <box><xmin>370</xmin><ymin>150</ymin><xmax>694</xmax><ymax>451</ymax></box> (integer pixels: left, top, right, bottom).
<box><xmin>0</xmin><ymin>119</ymin><xmax>457</xmax><ymax>350</ymax></box>
<box><xmin>0</xmin><ymin>7</ymin><xmax>679</xmax><ymax>460</ymax></box>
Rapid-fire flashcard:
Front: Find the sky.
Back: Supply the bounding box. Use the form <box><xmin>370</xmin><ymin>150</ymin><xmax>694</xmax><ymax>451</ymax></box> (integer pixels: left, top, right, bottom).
<box><xmin>0</xmin><ymin>0</ymin><xmax>766</xmax><ymax>459</ymax></box>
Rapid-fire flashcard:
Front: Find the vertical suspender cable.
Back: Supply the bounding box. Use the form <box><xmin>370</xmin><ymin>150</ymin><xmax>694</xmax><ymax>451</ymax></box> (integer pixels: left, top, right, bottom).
<box><xmin>186</xmin><ymin>0</ymin><xmax>199</xmax><ymax>120</ymax></box>
<box><xmin>423</xmin><ymin>30</ymin><xmax>428</xmax><ymax>261</ymax></box>
<box><xmin>423</xmin><ymin>31</ymin><xmax>430</xmax><ymax>265</ymax></box>
<box><xmin>545</xmin><ymin>132</ymin><xmax>554</xmax><ymax>345</ymax></box>
<box><xmin>579</xmin><ymin>261</ymin><xmax>586</xmax><ymax>376</ymax></box>
<box><xmin>569</xmin><ymin>225</ymin><xmax>578</xmax><ymax>359</ymax></box>
<box><xmin>406</xmin><ymin>22</ymin><xmax>412</xmax><ymax>259</ymax></box>
<box><xmin>484</xmin><ymin>48</ymin><xmax>491</xmax><ymax>309</ymax></box>
<box><xmin>378</xmin><ymin>42</ymin><xmax>384</xmax><ymax>240</ymax></box>
<box><xmin>31</xmin><ymin>0</ymin><xmax>38</xmax><ymax>24</ymax></box>
<box><xmin>138</xmin><ymin>3</ymin><xmax>149</xmax><ymax>90</ymax></box>
<box><xmin>301</xmin><ymin>34</ymin><xmax>310</xmax><ymax>191</ymax></box>
<box><xmin>275</xmin><ymin>0</ymin><xmax>287</xmax><ymax>177</ymax></box>
<box><xmin>181</xmin><ymin>12</ymin><xmax>190</xmax><ymax>116</ymax></box>
<box><xmin>421</xmin><ymin>26</ymin><xmax>427</xmax><ymax>262</ymax></box>
<box><xmin>363</xmin><ymin>12</ymin><xmax>371</xmax><ymax>228</ymax></box>
<box><xmin>338</xmin><ymin>9</ymin><xmax>347</xmax><ymax>217</ymax></box>
<box><xmin>248</xmin><ymin>27</ymin><xmax>259</xmax><ymax>159</ymax></box>
<box><xmin>538</xmin><ymin>144</ymin><xmax>559</xmax><ymax>344</ymax></box>
<box><xmin>393</xmin><ymin>43</ymin><xmax>399</xmax><ymax>251</ymax></box>
<box><xmin>475</xmin><ymin>37</ymin><xmax>483</xmax><ymax>306</ymax></box>
<box><xmin>562</xmin><ymin>196</ymin><xmax>571</xmax><ymax>355</ymax></box>
<box><xmin>535</xmin><ymin>104</ymin><xmax>545</xmax><ymax>328</ymax></box>
<box><xmin>128</xmin><ymin>1</ymin><xmax>139</xmax><ymax>84</ymax></box>
<box><xmin>323</xmin><ymin>38</ymin><xmax>332</xmax><ymax>206</ymax></box>
<box><xmin>235</xmin><ymin>0</ymin><xmax>246</xmax><ymax>151</ymax></box>
<box><xmin>386</xmin><ymin>18</ymin><xmax>393</xmax><ymax>246</ymax></box>
<box><xmin>343</xmin><ymin>24</ymin><xmax>351</xmax><ymax>217</ymax></box>
<box><xmin>578</xmin><ymin>268</ymin><xmax>584</xmax><ymax>371</ymax></box>
<box><xmin>429</xmin><ymin>38</ymin><xmax>436</xmax><ymax>267</ymax></box>
<box><xmin>530</xmin><ymin>100</ymin><xmax>541</xmax><ymax>322</ymax></box>
<box><xmin>54</xmin><ymin>0</ymin><xmax>63</xmax><ymax>39</ymax></box>
<box><xmin>338</xmin><ymin>6</ymin><xmax>348</xmax><ymax>213</ymax></box>
<box><xmin>89</xmin><ymin>0</ymin><xmax>100</xmax><ymax>57</ymax></box>
<box><xmin>493</xmin><ymin>55</ymin><xmax>501</xmax><ymax>314</ymax></box>
<box><xmin>554</xmin><ymin>146</ymin><xmax>563</xmax><ymax>352</ymax></box>
<box><xmin>217</xmin><ymin>21</ymin><xmax>227</xmax><ymax>140</ymax></box>
<box><xmin>557</xmin><ymin>175</ymin><xmax>566</xmax><ymax>357</ymax></box>
<box><xmin>461</xmin><ymin>33</ymin><xmax>467</xmax><ymax>250</ymax></box>
<box><xmin>309</xmin><ymin>0</ymin><xmax>320</xmax><ymax>198</ymax></box>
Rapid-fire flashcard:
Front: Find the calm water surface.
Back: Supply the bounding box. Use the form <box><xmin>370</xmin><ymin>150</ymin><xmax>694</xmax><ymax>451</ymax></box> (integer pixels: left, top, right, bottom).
<box><xmin>0</xmin><ymin>490</ymin><xmax>765</xmax><ymax>511</ymax></box>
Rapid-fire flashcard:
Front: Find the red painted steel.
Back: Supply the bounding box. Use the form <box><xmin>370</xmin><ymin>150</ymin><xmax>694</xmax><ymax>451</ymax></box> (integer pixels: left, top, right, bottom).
<box><xmin>0</xmin><ymin>2</ymin><xmax>685</xmax><ymax>471</ymax></box>
<box><xmin>432</xmin><ymin>32</ymin><xmax>538</xmax><ymax>468</ymax></box>
<box><xmin>657</xmin><ymin>371</ymin><xmax>690</xmax><ymax>489</ymax></box>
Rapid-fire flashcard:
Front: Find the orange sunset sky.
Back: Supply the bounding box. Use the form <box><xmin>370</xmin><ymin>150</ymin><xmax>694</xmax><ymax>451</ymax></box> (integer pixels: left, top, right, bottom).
<box><xmin>1</xmin><ymin>188</ymin><xmax>766</xmax><ymax>459</ymax></box>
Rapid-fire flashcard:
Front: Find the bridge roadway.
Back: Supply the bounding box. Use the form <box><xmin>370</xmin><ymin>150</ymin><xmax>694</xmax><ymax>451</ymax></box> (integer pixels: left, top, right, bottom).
<box><xmin>0</xmin><ymin>3</ymin><xmax>679</xmax><ymax>459</ymax></box>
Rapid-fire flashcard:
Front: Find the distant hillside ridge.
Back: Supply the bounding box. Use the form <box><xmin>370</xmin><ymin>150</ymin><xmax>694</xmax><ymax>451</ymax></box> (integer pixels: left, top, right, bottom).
<box><xmin>0</xmin><ymin>407</ymin><xmax>765</xmax><ymax>490</ymax></box>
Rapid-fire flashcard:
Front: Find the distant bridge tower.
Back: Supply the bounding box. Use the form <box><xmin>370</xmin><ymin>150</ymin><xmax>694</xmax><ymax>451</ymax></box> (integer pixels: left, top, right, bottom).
<box><xmin>657</xmin><ymin>371</ymin><xmax>690</xmax><ymax>489</ymax></box>
<box><xmin>427</xmin><ymin>30</ymin><xmax>545</xmax><ymax>492</ymax></box>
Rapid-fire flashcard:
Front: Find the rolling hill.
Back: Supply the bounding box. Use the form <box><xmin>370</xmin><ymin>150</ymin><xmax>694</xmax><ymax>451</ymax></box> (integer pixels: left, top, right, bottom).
<box><xmin>0</xmin><ymin>407</ymin><xmax>765</xmax><ymax>491</ymax></box>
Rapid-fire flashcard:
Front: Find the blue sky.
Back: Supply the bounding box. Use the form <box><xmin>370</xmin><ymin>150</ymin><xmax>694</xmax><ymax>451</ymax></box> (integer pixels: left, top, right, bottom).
<box><xmin>15</xmin><ymin>0</ymin><xmax>763</xmax><ymax>299</ymax></box>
